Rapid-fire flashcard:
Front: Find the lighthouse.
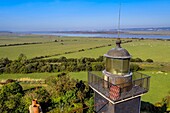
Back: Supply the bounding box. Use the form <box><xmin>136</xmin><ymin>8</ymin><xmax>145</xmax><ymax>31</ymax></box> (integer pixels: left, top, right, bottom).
<box><xmin>88</xmin><ymin>39</ymin><xmax>150</xmax><ymax>113</ymax></box>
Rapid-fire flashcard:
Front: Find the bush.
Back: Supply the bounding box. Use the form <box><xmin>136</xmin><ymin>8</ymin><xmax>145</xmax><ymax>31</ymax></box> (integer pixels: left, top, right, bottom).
<box><xmin>22</xmin><ymin>87</ymin><xmax>51</xmax><ymax>112</ymax></box>
<box><xmin>135</xmin><ymin>58</ymin><xmax>143</xmax><ymax>62</ymax></box>
<box><xmin>130</xmin><ymin>58</ymin><xmax>143</xmax><ymax>62</ymax></box>
<box><xmin>0</xmin><ymin>82</ymin><xmax>24</xmax><ymax>112</ymax></box>
<box><xmin>146</xmin><ymin>59</ymin><xmax>154</xmax><ymax>63</ymax></box>
<box><xmin>45</xmin><ymin>76</ymin><xmax>57</xmax><ymax>86</ymax></box>
<box><xmin>92</xmin><ymin>63</ymin><xmax>104</xmax><ymax>71</ymax></box>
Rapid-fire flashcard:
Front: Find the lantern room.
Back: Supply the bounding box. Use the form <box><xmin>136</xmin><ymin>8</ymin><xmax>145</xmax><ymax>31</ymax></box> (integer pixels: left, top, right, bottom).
<box><xmin>104</xmin><ymin>39</ymin><xmax>131</xmax><ymax>75</ymax></box>
<box><xmin>103</xmin><ymin>39</ymin><xmax>132</xmax><ymax>89</ymax></box>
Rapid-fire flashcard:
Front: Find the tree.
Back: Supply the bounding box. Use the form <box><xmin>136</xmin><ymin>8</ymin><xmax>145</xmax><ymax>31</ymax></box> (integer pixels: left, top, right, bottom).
<box><xmin>0</xmin><ymin>82</ymin><xmax>23</xmax><ymax>113</ymax></box>
<box><xmin>0</xmin><ymin>57</ymin><xmax>11</xmax><ymax>67</ymax></box>
<box><xmin>21</xmin><ymin>87</ymin><xmax>50</xmax><ymax>112</ymax></box>
<box><xmin>92</xmin><ymin>63</ymin><xmax>104</xmax><ymax>71</ymax></box>
<box><xmin>18</xmin><ymin>53</ymin><xmax>27</xmax><ymax>63</ymax></box>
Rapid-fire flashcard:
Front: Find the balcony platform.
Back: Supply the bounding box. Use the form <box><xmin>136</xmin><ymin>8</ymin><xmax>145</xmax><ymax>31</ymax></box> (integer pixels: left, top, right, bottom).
<box><xmin>88</xmin><ymin>72</ymin><xmax>150</xmax><ymax>104</ymax></box>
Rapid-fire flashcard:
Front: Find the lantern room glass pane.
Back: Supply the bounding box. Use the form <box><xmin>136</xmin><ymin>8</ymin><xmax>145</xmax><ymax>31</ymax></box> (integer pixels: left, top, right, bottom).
<box><xmin>106</xmin><ymin>58</ymin><xmax>112</xmax><ymax>72</ymax></box>
<box><xmin>106</xmin><ymin>58</ymin><xmax>130</xmax><ymax>75</ymax></box>
<box><xmin>112</xmin><ymin>59</ymin><xmax>122</xmax><ymax>73</ymax></box>
<box><xmin>121</xmin><ymin>59</ymin><xmax>129</xmax><ymax>73</ymax></box>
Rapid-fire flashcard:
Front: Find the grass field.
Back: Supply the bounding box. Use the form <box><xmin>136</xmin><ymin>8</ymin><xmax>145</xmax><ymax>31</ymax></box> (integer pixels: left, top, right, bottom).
<box><xmin>141</xmin><ymin>71</ymin><xmax>170</xmax><ymax>104</ymax></box>
<box><xmin>1</xmin><ymin>71</ymin><xmax>169</xmax><ymax>104</ymax></box>
<box><xmin>0</xmin><ymin>35</ymin><xmax>53</xmax><ymax>45</ymax></box>
<box><xmin>0</xmin><ymin>36</ymin><xmax>115</xmax><ymax>60</ymax></box>
<box><xmin>0</xmin><ymin>72</ymin><xmax>59</xmax><ymax>81</ymax></box>
<box><xmin>53</xmin><ymin>39</ymin><xmax>170</xmax><ymax>62</ymax></box>
<box><xmin>0</xmin><ymin>36</ymin><xmax>170</xmax><ymax>62</ymax></box>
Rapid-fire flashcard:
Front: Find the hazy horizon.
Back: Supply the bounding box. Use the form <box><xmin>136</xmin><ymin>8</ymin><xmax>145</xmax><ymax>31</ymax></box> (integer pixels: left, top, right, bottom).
<box><xmin>0</xmin><ymin>0</ymin><xmax>170</xmax><ymax>31</ymax></box>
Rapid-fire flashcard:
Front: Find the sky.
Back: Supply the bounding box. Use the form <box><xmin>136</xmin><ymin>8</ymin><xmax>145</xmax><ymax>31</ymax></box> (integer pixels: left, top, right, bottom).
<box><xmin>0</xmin><ymin>0</ymin><xmax>170</xmax><ymax>31</ymax></box>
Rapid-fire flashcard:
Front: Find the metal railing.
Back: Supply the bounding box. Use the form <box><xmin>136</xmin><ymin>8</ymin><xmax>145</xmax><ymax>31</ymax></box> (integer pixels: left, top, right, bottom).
<box><xmin>88</xmin><ymin>71</ymin><xmax>150</xmax><ymax>102</ymax></box>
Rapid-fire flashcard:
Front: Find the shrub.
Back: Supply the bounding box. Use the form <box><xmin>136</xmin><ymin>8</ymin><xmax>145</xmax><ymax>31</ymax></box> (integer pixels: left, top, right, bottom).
<box><xmin>146</xmin><ymin>59</ymin><xmax>154</xmax><ymax>63</ymax></box>
<box><xmin>45</xmin><ymin>76</ymin><xmax>57</xmax><ymax>86</ymax></box>
<box><xmin>92</xmin><ymin>63</ymin><xmax>104</xmax><ymax>71</ymax></box>
<box><xmin>0</xmin><ymin>82</ymin><xmax>23</xmax><ymax>112</ymax></box>
<box><xmin>135</xmin><ymin>58</ymin><xmax>143</xmax><ymax>62</ymax></box>
<box><xmin>22</xmin><ymin>87</ymin><xmax>51</xmax><ymax>112</ymax></box>
<box><xmin>130</xmin><ymin>58</ymin><xmax>143</xmax><ymax>62</ymax></box>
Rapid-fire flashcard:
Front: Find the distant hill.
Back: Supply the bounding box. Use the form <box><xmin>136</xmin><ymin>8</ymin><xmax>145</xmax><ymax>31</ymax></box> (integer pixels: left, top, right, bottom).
<box><xmin>1</xmin><ymin>27</ymin><xmax>170</xmax><ymax>36</ymax></box>
<box><xmin>0</xmin><ymin>31</ymin><xmax>13</xmax><ymax>33</ymax></box>
<box><xmin>0</xmin><ymin>31</ymin><xmax>14</xmax><ymax>36</ymax></box>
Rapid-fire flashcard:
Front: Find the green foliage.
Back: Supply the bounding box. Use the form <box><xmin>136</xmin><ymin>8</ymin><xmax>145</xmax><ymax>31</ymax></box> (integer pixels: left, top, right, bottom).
<box><xmin>45</xmin><ymin>74</ymin><xmax>93</xmax><ymax>112</ymax></box>
<box><xmin>0</xmin><ymin>82</ymin><xmax>23</xmax><ymax>113</ymax></box>
<box><xmin>92</xmin><ymin>62</ymin><xmax>104</xmax><ymax>71</ymax></box>
<box><xmin>141</xmin><ymin>101</ymin><xmax>167</xmax><ymax>113</ymax></box>
<box><xmin>0</xmin><ymin>75</ymin><xmax>93</xmax><ymax>113</ymax></box>
<box><xmin>21</xmin><ymin>87</ymin><xmax>51</xmax><ymax>112</ymax></box>
<box><xmin>18</xmin><ymin>53</ymin><xmax>27</xmax><ymax>63</ymax></box>
<box><xmin>1</xmin><ymin>82</ymin><xmax>23</xmax><ymax>95</ymax></box>
<box><xmin>131</xmin><ymin>57</ymin><xmax>143</xmax><ymax>62</ymax></box>
<box><xmin>162</xmin><ymin>92</ymin><xmax>170</xmax><ymax>111</ymax></box>
<box><xmin>45</xmin><ymin>76</ymin><xmax>57</xmax><ymax>86</ymax></box>
<box><xmin>85</xmin><ymin>96</ymin><xmax>94</xmax><ymax>113</ymax></box>
<box><xmin>0</xmin><ymin>56</ymin><xmax>106</xmax><ymax>74</ymax></box>
<box><xmin>146</xmin><ymin>58</ymin><xmax>154</xmax><ymax>63</ymax></box>
<box><xmin>96</xmin><ymin>56</ymin><xmax>104</xmax><ymax>62</ymax></box>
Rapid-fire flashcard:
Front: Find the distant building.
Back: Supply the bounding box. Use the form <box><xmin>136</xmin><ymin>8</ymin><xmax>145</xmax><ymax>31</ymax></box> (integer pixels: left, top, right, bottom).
<box><xmin>88</xmin><ymin>39</ymin><xmax>150</xmax><ymax>113</ymax></box>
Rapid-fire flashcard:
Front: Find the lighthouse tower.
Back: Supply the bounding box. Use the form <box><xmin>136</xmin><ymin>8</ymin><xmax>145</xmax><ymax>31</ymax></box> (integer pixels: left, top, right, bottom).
<box><xmin>88</xmin><ymin>39</ymin><xmax>150</xmax><ymax>113</ymax></box>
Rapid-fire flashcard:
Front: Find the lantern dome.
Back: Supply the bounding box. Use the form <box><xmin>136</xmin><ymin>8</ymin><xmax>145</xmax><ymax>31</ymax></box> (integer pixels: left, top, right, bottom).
<box><xmin>104</xmin><ymin>40</ymin><xmax>131</xmax><ymax>59</ymax></box>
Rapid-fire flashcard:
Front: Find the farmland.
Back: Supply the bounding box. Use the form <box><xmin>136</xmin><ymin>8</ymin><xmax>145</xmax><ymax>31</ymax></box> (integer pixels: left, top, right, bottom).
<box><xmin>0</xmin><ymin>35</ymin><xmax>170</xmax><ymax>62</ymax></box>
<box><xmin>52</xmin><ymin>39</ymin><xmax>170</xmax><ymax>62</ymax></box>
<box><xmin>0</xmin><ymin>36</ymin><xmax>115</xmax><ymax>60</ymax></box>
<box><xmin>0</xmin><ymin>35</ymin><xmax>170</xmax><ymax>105</ymax></box>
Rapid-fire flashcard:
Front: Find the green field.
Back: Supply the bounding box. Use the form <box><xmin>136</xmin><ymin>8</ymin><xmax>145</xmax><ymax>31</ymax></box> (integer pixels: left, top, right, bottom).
<box><xmin>53</xmin><ymin>39</ymin><xmax>170</xmax><ymax>62</ymax></box>
<box><xmin>0</xmin><ymin>72</ymin><xmax>59</xmax><ymax>81</ymax></box>
<box><xmin>141</xmin><ymin>71</ymin><xmax>170</xmax><ymax>104</ymax></box>
<box><xmin>0</xmin><ymin>36</ymin><xmax>115</xmax><ymax>60</ymax></box>
<box><xmin>0</xmin><ymin>36</ymin><xmax>169</xmax><ymax>62</ymax></box>
<box><xmin>0</xmin><ymin>35</ymin><xmax>55</xmax><ymax>45</ymax></box>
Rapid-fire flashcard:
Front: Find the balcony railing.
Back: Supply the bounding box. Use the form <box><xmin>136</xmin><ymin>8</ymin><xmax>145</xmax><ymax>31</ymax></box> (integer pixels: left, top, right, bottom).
<box><xmin>88</xmin><ymin>71</ymin><xmax>150</xmax><ymax>102</ymax></box>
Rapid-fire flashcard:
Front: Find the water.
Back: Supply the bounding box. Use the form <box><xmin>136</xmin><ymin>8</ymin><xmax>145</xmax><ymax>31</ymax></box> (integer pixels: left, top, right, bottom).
<box><xmin>32</xmin><ymin>33</ymin><xmax>170</xmax><ymax>39</ymax></box>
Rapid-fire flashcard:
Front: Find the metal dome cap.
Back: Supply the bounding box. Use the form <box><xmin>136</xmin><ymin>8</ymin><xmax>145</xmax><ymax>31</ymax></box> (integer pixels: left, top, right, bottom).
<box><xmin>104</xmin><ymin>39</ymin><xmax>131</xmax><ymax>59</ymax></box>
